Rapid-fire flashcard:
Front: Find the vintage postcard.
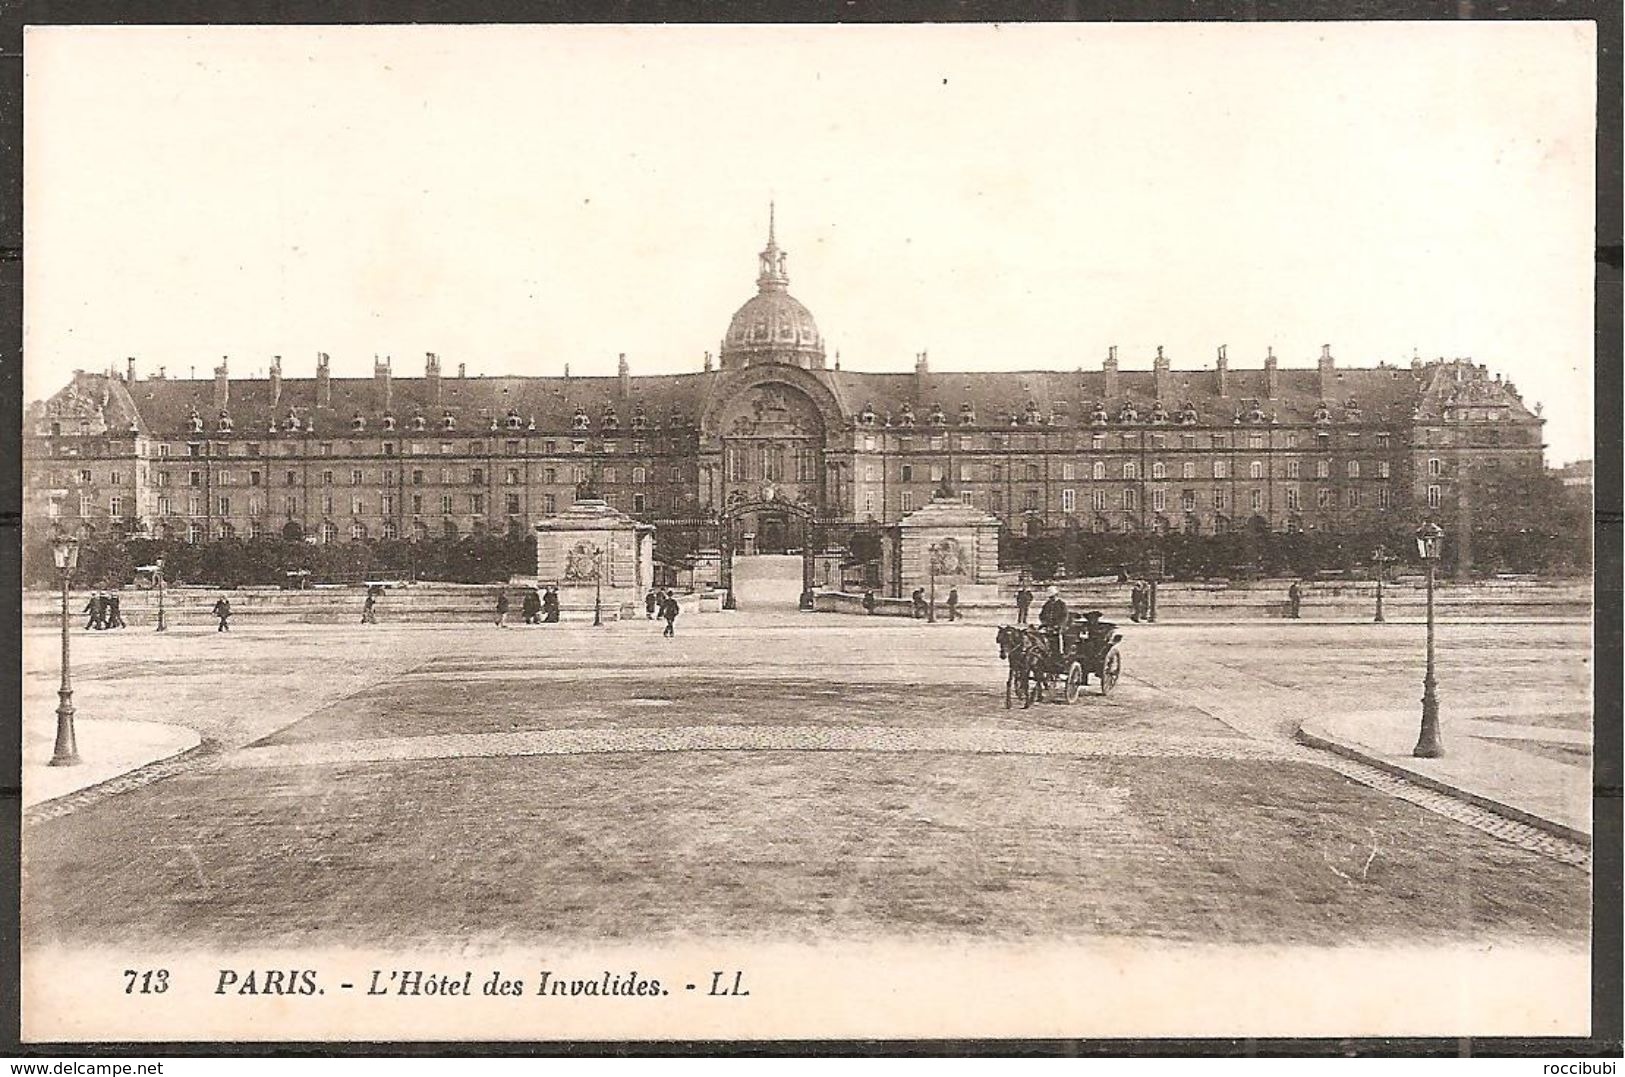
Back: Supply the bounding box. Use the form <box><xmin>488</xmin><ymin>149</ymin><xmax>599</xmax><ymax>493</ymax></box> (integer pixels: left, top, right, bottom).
<box><xmin>18</xmin><ymin>21</ymin><xmax>1598</xmax><ymax>1044</ymax></box>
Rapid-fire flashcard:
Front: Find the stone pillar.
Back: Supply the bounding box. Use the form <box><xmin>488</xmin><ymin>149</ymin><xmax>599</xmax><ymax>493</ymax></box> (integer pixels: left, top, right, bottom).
<box><xmin>896</xmin><ymin>493</ymin><xmax>1004</xmax><ymax>603</ymax></box>
<box><xmin>533</xmin><ymin>498</ymin><xmax>654</xmax><ymax>620</ymax></box>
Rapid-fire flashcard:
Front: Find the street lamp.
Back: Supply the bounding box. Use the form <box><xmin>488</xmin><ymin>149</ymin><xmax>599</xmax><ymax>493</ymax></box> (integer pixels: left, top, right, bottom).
<box><xmin>1413</xmin><ymin>522</ymin><xmax>1445</xmax><ymax>758</ymax></box>
<box><xmin>49</xmin><ymin>533</ymin><xmax>82</xmax><ymax>767</ymax></box>
<box><xmin>154</xmin><ymin>557</ymin><xmax>167</xmax><ymax>632</ymax></box>
<box><xmin>926</xmin><ymin>541</ymin><xmax>940</xmax><ymax>624</ymax></box>
<box><xmin>1371</xmin><ymin>546</ymin><xmax>1394</xmax><ymax>624</ymax></box>
<box><xmin>592</xmin><ymin>544</ymin><xmax>604</xmax><ymax>627</ymax></box>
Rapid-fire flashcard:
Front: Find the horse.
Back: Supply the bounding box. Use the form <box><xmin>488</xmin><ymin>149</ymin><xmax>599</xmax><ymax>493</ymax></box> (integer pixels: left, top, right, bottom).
<box><xmin>997</xmin><ymin>624</ymin><xmax>1052</xmax><ymax>709</ymax></box>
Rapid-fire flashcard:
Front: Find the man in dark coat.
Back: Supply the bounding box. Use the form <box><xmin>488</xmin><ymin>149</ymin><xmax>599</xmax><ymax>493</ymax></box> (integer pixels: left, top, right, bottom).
<box><xmin>495</xmin><ymin>589</ymin><xmax>510</xmax><ymax>628</ymax></box>
<box><xmin>1038</xmin><ymin>586</ymin><xmax>1069</xmax><ymax>629</ymax></box>
<box><xmin>83</xmin><ymin>592</ymin><xmax>104</xmax><ymax>631</ymax></box>
<box><xmin>862</xmin><ymin>590</ymin><xmax>877</xmax><ymax>615</ymax></box>
<box><xmin>212</xmin><ymin>596</ymin><xmax>232</xmax><ymax>632</ymax></box>
<box><xmin>542</xmin><ymin>587</ymin><xmax>561</xmax><ymax>623</ymax></box>
<box><xmin>1287</xmin><ymin>580</ymin><xmax>1303</xmax><ymax>619</ymax></box>
<box><xmin>1015</xmin><ymin>586</ymin><xmax>1033</xmax><ymax>624</ymax></box>
<box><xmin>107</xmin><ymin>591</ymin><xmax>127</xmax><ymax>629</ymax></box>
<box><xmin>1130</xmin><ymin>580</ymin><xmax>1145</xmax><ymax>623</ymax></box>
<box><xmin>946</xmin><ymin>586</ymin><xmax>961</xmax><ymax>622</ymax></box>
<box><xmin>911</xmin><ymin>588</ymin><xmax>927</xmax><ymax>619</ymax></box>
<box><xmin>660</xmin><ymin>594</ymin><xmax>680</xmax><ymax>637</ymax></box>
<box><xmin>645</xmin><ymin>590</ymin><xmax>658</xmax><ymax>619</ymax></box>
<box><xmin>521</xmin><ymin>588</ymin><xmax>542</xmax><ymax>624</ymax></box>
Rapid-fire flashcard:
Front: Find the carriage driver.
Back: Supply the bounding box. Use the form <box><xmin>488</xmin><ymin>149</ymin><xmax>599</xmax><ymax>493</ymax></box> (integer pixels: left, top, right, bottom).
<box><xmin>1037</xmin><ymin>586</ymin><xmax>1069</xmax><ymax>629</ymax></box>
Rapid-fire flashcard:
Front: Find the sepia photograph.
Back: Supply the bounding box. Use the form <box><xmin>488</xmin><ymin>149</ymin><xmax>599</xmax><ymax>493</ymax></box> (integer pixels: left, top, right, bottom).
<box><xmin>15</xmin><ymin>20</ymin><xmax>1604</xmax><ymax>1045</ymax></box>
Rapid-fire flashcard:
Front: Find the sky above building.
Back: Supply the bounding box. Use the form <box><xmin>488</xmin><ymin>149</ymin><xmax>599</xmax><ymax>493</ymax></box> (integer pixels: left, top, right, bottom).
<box><xmin>23</xmin><ymin>22</ymin><xmax>1596</xmax><ymax>464</ymax></box>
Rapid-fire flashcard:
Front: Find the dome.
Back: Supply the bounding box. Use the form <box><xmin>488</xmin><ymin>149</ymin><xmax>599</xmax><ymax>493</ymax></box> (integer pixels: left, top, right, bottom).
<box><xmin>719</xmin><ymin>207</ymin><xmax>826</xmax><ymax>371</ymax></box>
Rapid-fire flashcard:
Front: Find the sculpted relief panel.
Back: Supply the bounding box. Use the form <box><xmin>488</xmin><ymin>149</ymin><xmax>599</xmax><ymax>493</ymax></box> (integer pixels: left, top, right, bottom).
<box><xmin>719</xmin><ymin>383</ymin><xmax>827</xmax><ymax>440</ymax></box>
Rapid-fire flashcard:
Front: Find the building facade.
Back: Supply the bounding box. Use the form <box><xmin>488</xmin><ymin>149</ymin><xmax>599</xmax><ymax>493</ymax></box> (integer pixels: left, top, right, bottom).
<box><xmin>24</xmin><ymin>222</ymin><xmax>1548</xmax><ymax>554</ymax></box>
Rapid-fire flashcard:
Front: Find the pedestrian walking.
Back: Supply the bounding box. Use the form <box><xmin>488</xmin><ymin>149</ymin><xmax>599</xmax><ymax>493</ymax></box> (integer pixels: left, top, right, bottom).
<box><xmin>646</xmin><ymin>589</ymin><xmax>659</xmax><ymax>619</ymax></box>
<box><xmin>660</xmin><ymin>594</ymin><xmax>680</xmax><ymax>637</ymax></box>
<box><xmin>1287</xmin><ymin>580</ymin><xmax>1303</xmax><ymax>620</ymax></box>
<box><xmin>1015</xmin><ymin>585</ymin><xmax>1033</xmax><ymax>624</ymax></box>
<box><xmin>212</xmin><ymin>596</ymin><xmax>232</xmax><ymax>632</ymax></box>
<box><xmin>83</xmin><ymin>591</ymin><xmax>104</xmax><ymax>631</ymax></box>
<box><xmin>542</xmin><ymin>586</ymin><xmax>561</xmax><ymax>623</ymax></box>
<box><xmin>522</xmin><ymin>587</ymin><xmax>542</xmax><ymax>625</ymax></box>
<box><xmin>362</xmin><ymin>589</ymin><xmax>378</xmax><ymax>625</ymax></box>
<box><xmin>107</xmin><ymin>590</ymin><xmax>127</xmax><ymax>629</ymax></box>
<box><xmin>494</xmin><ymin>589</ymin><xmax>510</xmax><ymax>628</ymax></box>
<box><xmin>1130</xmin><ymin>580</ymin><xmax>1145</xmax><ymax>623</ymax></box>
<box><xmin>862</xmin><ymin>589</ymin><xmax>877</xmax><ymax>615</ymax></box>
<box><xmin>911</xmin><ymin>587</ymin><xmax>927</xmax><ymax>619</ymax></box>
<box><xmin>946</xmin><ymin>586</ymin><xmax>961</xmax><ymax>622</ymax></box>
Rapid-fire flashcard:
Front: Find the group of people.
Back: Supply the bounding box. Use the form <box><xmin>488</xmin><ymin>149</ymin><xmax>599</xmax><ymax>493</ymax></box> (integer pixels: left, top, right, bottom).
<box><xmin>905</xmin><ymin>587</ymin><xmax>961</xmax><ymax>620</ymax></box>
<box><xmin>644</xmin><ymin>589</ymin><xmax>682</xmax><ymax>636</ymax></box>
<box><xmin>1017</xmin><ymin>580</ymin><xmax>1154</xmax><ymax>625</ymax></box>
<box><xmin>494</xmin><ymin>586</ymin><xmax>562</xmax><ymax>627</ymax></box>
<box><xmin>81</xmin><ymin>591</ymin><xmax>128</xmax><ymax>630</ymax></box>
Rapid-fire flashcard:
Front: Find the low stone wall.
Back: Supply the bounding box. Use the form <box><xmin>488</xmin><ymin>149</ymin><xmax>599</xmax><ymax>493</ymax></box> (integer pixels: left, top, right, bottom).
<box><xmin>813</xmin><ymin>592</ymin><xmax>922</xmax><ymax>618</ymax></box>
<box><xmin>21</xmin><ymin>583</ymin><xmax>714</xmax><ymax>627</ymax></box>
<box><xmin>817</xmin><ymin>578</ymin><xmax>1592</xmax><ymax>621</ymax></box>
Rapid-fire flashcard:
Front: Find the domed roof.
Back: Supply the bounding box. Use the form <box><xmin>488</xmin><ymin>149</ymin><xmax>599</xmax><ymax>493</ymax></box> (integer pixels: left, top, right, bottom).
<box><xmin>719</xmin><ymin>207</ymin><xmax>826</xmax><ymax>371</ymax></box>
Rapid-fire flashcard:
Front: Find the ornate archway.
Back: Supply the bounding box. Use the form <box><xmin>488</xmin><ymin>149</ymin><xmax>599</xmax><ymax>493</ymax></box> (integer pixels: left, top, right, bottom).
<box><xmin>717</xmin><ymin>495</ymin><xmax>819</xmax><ymax>610</ymax></box>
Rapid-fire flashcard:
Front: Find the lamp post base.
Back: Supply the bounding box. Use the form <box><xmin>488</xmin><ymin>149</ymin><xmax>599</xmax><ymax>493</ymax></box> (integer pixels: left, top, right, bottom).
<box><xmin>1413</xmin><ymin>690</ymin><xmax>1443</xmax><ymax>758</ymax></box>
<box><xmin>49</xmin><ymin>697</ymin><xmax>80</xmax><ymax>767</ymax></box>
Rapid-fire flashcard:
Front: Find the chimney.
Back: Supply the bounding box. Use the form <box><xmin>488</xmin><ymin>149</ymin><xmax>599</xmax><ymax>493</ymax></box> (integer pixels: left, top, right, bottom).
<box><xmin>458</xmin><ymin>362</ymin><xmax>466</xmax><ymax>378</ymax></box>
<box><xmin>915</xmin><ymin>350</ymin><xmax>929</xmax><ymax>374</ymax></box>
<box><xmin>703</xmin><ymin>350</ymin><xmax>713</xmax><ymax>373</ymax></box>
<box><xmin>1264</xmin><ymin>347</ymin><xmax>1279</xmax><ymax>399</ymax></box>
<box><xmin>1215</xmin><ymin>345</ymin><xmax>1229</xmax><ymax>397</ymax></box>
<box><xmin>1318</xmin><ymin>343</ymin><xmax>1335</xmax><ymax>400</ymax></box>
<box><xmin>316</xmin><ymin>352</ymin><xmax>332</xmax><ymax>407</ymax></box>
<box><xmin>913</xmin><ymin>350</ymin><xmax>929</xmax><ymax>398</ymax></box>
<box><xmin>374</xmin><ymin>355</ymin><xmax>392</xmax><ymax>413</ymax></box>
<box><xmin>126</xmin><ymin>357</ymin><xmax>137</xmax><ymax>383</ymax></box>
<box><xmin>269</xmin><ymin>355</ymin><xmax>283</xmax><ymax>407</ymax></box>
<box><xmin>425</xmin><ymin>352</ymin><xmax>441</xmax><ymax>403</ymax></box>
<box><xmin>618</xmin><ymin>353</ymin><xmax>630</xmax><ymax>398</ymax></box>
<box><xmin>1103</xmin><ymin>345</ymin><xmax>1119</xmax><ymax>400</ymax></box>
<box><xmin>1153</xmin><ymin>345</ymin><xmax>1170</xmax><ymax>402</ymax></box>
<box><xmin>213</xmin><ymin>357</ymin><xmax>230</xmax><ymax>412</ymax></box>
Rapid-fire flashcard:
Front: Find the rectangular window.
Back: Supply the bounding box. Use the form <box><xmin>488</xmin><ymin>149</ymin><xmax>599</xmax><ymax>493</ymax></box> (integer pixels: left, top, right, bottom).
<box><xmin>1181</xmin><ymin>461</ymin><xmax>1195</xmax><ymax>479</ymax></box>
<box><xmin>543</xmin><ymin>493</ymin><xmax>557</xmax><ymax>514</ymax></box>
<box><xmin>157</xmin><ymin>496</ymin><xmax>172</xmax><ymax>517</ymax></box>
<box><xmin>1286</xmin><ymin>488</ymin><xmax>1300</xmax><ymax>511</ymax></box>
<box><xmin>602</xmin><ymin>467</ymin><xmax>617</xmax><ymax>485</ymax></box>
<box><xmin>351</xmin><ymin>496</ymin><xmax>364</xmax><ymax>515</ymax></box>
<box><xmin>1061</xmin><ymin>462</ymin><xmax>1076</xmax><ymax>481</ymax></box>
<box><xmin>863</xmin><ymin>492</ymin><xmax>875</xmax><ymax>516</ymax></box>
<box><xmin>1427</xmin><ymin>485</ymin><xmax>1441</xmax><ymax>508</ymax></box>
<box><xmin>1249</xmin><ymin>489</ymin><xmax>1263</xmax><ymax>511</ymax></box>
<box><xmin>1316</xmin><ymin>459</ymin><xmax>1330</xmax><ymax>479</ymax></box>
<box><xmin>506</xmin><ymin>440</ymin><xmax>520</xmax><ymax>455</ymax></box>
<box><xmin>1248</xmin><ymin>433</ymin><xmax>1264</xmax><ymax>449</ymax></box>
<box><xmin>1377</xmin><ymin>488</ymin><xmax>1391</xmax><ymax>509</ymax></box>
<box><xmin>506</xmin><ymin>468</ymin><xmax>520</xmax><ymax>485</ymax></box>
<box><xmin>250</xmin><ymin>470</ymin><xmax>262</xmax><ymax>486</ymax></box>
<box><xmin>412</xmin><ymin>494</ymin><xmax>424</xmax><ymax>514</ymax></box>
<box><xmin>1213</xmin><ymin>460</ymin><xmax>1228</xmax><ymax>479</ymax></box>
<box><xmin>1286</xmin><ymin>460</ymin><xmax>1300</xmax><ymax>479</ymax></box>
<box><xmin>1023</xmin><ymin>489</ymin><xmax>1038</xmax><ymax>511</ymax></box>
<box><xmin>470</xmin><ymin>441</ymin><xmax>484</xmax><ymax>455</ymax></box>
<box><xmin>156</xmin><ymin>471</ymin><xmax>171</xmax><ymax>487</ymax></box>
<box><xmin>929</xmin><ymin>435</ymin><xmax>945</xmax><ymax>451</ymax></box>
<box><xmin>440</xmin><ymin>467</ymin><xmax>455</xmax><ymax>484</ymax></box>
<box><xmin>1092</xmin><ymin>489</ymin><xmax>1108</xmax><ymax>512</ymax></box>
<box><xmin>544</xmin><ymin>467</ymin><xmax>557</xmax><ymax>484</ymax></box>
<box><xmin>158</xmin><ymin>444</ymin><xmax>171</xmax><ymax>458</ymax></box>
<box><xmin>320</xmin><ymin>442</ymin><xmax>333</xmax><ymax>456</ymax></box>
<box><xmin>384</xmin><ymin>443</ymin><xmax>396</xmax><ymax>456</ymax></box>
<box><xmin>322</xmin><ymin>470</ymin><xmax>334</xmax><ymax>486</ymax></box>
<box><xmin>440</xmin><ymin>494</ymin><xmax>453</xmax><ymax>514</ymax></box>
<box><xmin>1376</xmin><ymin>433</ymin><xmax>1391</xmax><ymax>448</ymax></box>
<box><xmin>1347</xmin><ymin>489</ymin><xmax>1361</xmax><ymax>508</ymax></box>
<box><xmin>1180</xmin><ymin>490</ymin><xmax>1196</xmax><ymax>513</ymax></box>
<box><xmin>1347</xmin><ymin>460</ymin><xmax>1360</xmax><ymax>479</ymax></box>
<box><xmin>960</xmin><ymin>491</ymin><xmax>973</xmax><ymax>506</ymax></box>
<box><xmin>1061</xmin><ymin>488</ymin><xmax>1076</xmax><ymax>513</ymax></box>
<box><xmin>1151</xmin><ymin>488</ymin><xmax>1166</xmax><ymax>512</ymax></box>
<box><xmin>109</xmin><ymin>496</ymin><xmax>125</xmax><ymax>517</ymax></box>
<box><xmin>351</xmin><ymin>469</ymin><xmax>363</xmax><ymax>485</ymax></box>
<box><xmin>187</xmin><ymin>444</ymin><xmax>200</xmax><ymax>457</ymax></box>
<box><xmin>1024</xmin><ymin>462</ymin><xmax>1040</xmax><ymax>481</ymax></box>
<box><xmin>284</xmin><ymin>496</ymin><xmax>298</xmax><ymax>517</ymax></box>
<box><xmin>863</xmin><ymin>464</ymin><xmax>876</xmax><ymax>482</ymax></box>
<box><xmin>109</xmin><ymin>471</ymin><xmax>122</xmax><ymax>485</ymax></box>
<box><xmin>1122</xmin><ymin>488</ymin><xmax>1136</xmax><ymax>510</ymax></box>
<box><xmin>505</xmin><ymin>493</ymin><xmax>521</xmax><ymax>514</ymax></box>
<box><xmin>901</xmin><ymin>464</ymin><xmax>913</xmax><ymax>482</ymax></box>
<box><xmin>633</xmin><ymin>493</ymin><xmax>646</xmax><ymax>513</ymax></box>
<box><xmin>470</xmin><ymin>494</ymin><xmax>484</xmax><ymax>514</ymax></box>
<box><xmin>440</xmin><ymin>442</ymin><xmax>453</xmax><ymax>455</ymax></box>
<box><xmin>1428</xmin><ymin>458</ymin><xmax>1442</xmax><ymax>476</ymax></box>
<box><xmin>218</xmin><ymin>471</ymin><xmax>233</xmax><ymax>486</ymax></box>
<box><xmin>322</xmin><ymin>494</ymin><xmax>334</xmax><ymax>514</ymax></box>
<box><xmin>1213</xmin><ymin>488</ymin><xmax>1226</xmax><ymax>513</ymax></box>
<box><xmin>930</xmin><ymin>464</ymin><xmax>945</xmax><ymax>483</ymax></box>
<box><xmin>1210</xmin><ymin>434</ymin><xmax>1228</xmax><ymax>449</ymax></box>
<box><xmin>1378</xmin><ymin>461</ymin><xmax>1391</xmax><ymax>479</ymax></box>
<box><xmin>1317</xmin><ymin>488</ymin><xmax>1333</xmax><ymax>508</ymax></box>
<box><xmin>572</xmin><ymin>440</ymin><xmax>586</xmax><ymax>454</ymax></box>
<box><xmin>381</xmin><ymin>494</ymin><xmax>395</xmax><ymax>514</ymax></box>
<box><xmin>901</xmin><ymin>491</ymin><xmax>914</xmax><ymax>512</ymax></box>
<box><xmin>247</xmin><ymin>496</ymin><xmax>262</xmax><ymax>516</ymax></box>
<box><xmin>188</xmin><ymin>470</ymin><xmax>201</xmax><ymax>487</ymax></box>
<box><xmin>471</xmin><ymin>467</ymin><xmax>484</xmax><ymax>485</ymax></box>
<box><xmin>960</xmin><ymin>464</ymin><xmax>973</xmax><ymax>483</ymax></box>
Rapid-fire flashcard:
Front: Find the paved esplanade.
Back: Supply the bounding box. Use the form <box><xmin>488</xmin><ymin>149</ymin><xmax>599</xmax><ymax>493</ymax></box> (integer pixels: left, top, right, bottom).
<box><xmin>21</xmin><ymin>606</ymin><xmax>1591</xmax><ymax>948</ymax></box>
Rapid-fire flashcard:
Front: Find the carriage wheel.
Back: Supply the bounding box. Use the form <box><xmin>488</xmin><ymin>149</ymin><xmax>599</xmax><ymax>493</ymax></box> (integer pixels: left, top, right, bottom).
<box><xmin>1099</xmin><ymin>646</ymin><xmax>1122</xmax><ymax>696</ymax></box>
<box><xmin>1064</xmin><ymin>661</ymin><xmax>1084</xmax><ymax>704</ymax></box>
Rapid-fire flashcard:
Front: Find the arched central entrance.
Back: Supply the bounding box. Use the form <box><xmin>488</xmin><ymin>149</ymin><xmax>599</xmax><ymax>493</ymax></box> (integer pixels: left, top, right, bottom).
<box><xmin>719</xmin><ymin>496</ymin><xmax>818</xmax><ymax>610</ymax></box>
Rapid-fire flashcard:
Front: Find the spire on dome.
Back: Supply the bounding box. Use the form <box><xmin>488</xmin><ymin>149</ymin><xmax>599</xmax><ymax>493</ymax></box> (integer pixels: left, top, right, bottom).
<box><xmin>757</xmin><ymin>202</ymin><xmax>789</xmax><ymax>291</ymax></box>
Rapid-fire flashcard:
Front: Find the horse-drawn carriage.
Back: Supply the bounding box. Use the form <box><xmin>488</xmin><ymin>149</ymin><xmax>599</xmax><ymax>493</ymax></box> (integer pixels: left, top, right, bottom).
<box><xmin>997</xmin><ymin>613</ymin><xmax>1123</xmax><ymax>709</ymax></box>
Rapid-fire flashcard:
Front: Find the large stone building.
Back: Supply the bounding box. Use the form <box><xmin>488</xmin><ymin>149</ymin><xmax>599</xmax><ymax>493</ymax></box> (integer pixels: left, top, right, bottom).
<box><xmin>24</xmin><ymin>218</ymin><xmax>1548</xmax><ymax>560</ymax></box>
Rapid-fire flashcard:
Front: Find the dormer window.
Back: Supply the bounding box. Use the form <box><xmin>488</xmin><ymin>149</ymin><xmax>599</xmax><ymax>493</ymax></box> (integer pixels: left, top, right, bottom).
<box><xmin>1312</xmin><ymin>403</ymin><xmax>1332</xmax><ymax>424</ymax></box>
<box><xmin>188</xmin><ymin>409</ymin><xmax>204</xmax><ymax>434</ymax></box>
<box><xmin>505</xmin><ymin>410</ymin><xmax>523</xmax><ymax>430</ymax></box>
<box><xmin>1116</xmin><ymin>402</ymin><xmax>1139</xmax><ymax>424</ymax></box>
<box><xmin>860</xmin><ymin>403</ymin><xmax>877</xmax><ymax>426</ymax></box>
<box><xmin>667</xmin><ymin>407</ymin><xmax>684</xmax><ymax>428</ymax></box>
<box><xmin>217</xmin><ymin>412</ymin><xmax>233</xmax><ymax>433</ymax></box>
<box><xmin>898</xmin><ymin>403</ymin><xmax>916</xmax><ymax>428</ymax></box>
<box><xmin>957</xmin><ymin>402</ymin><xmax>976</xmax><ymax>425</ymax></box>
<box><xmin>283</xmin><ymin>409</ymin><xmax>302</xmax><ymax>432</ymax></box>
<box><xmin>382</xmin><ymin>414</ymin><xmax>396</xmax><ymax>430</ymax></box>
<box><xmin>927</xmin><ymin>403</ymin><xmax>947</xmax><ymax>426</ymax></box>
<box><xmin>1023</xmin><ymin>400</ymin><xmax>1041</xmax><ymax>426</ymax></box>
<box><xmin>572</xmin><ymin>406</ymin><xmax>590</xmax><ymax>431</ymax></box>
<box><xmin>411</xmin><ymin>413</ymin><xmax>427</xmax><ymax>431</ymax></box>
<box><xmin>351</xmin><ymin>412</ymin><xmax>365</xmax><ymax>431</ymax></box>
<box><xmin>1090</xmin><ymin>402</ymin><xmax>1109</xmax><ymax>426</ymax></box>
<box><xmin>602</xmin><ymin>408</ymin><xmax>619</xmax><ymax>431</ymax></box>
<box><xmin>442</xmin><ymin>412</ymin><xmax>456</xmax><ymax>431</ymax></box>
<box><xmin>527</xmin><ymin>416</ymin><xmax>537</xmax><ymax>431</ymax></box>
<box><xmin>1149</xmin><ymin>401</ymin><xmax>1170</xmax><ymax>424</ymax></box>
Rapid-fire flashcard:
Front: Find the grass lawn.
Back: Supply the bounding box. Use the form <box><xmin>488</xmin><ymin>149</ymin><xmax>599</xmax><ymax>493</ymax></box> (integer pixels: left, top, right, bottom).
<box><xmin>23</xmin><ymin>750</ymin><xmax>1588</xmax><ymax>951</ymax></box>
